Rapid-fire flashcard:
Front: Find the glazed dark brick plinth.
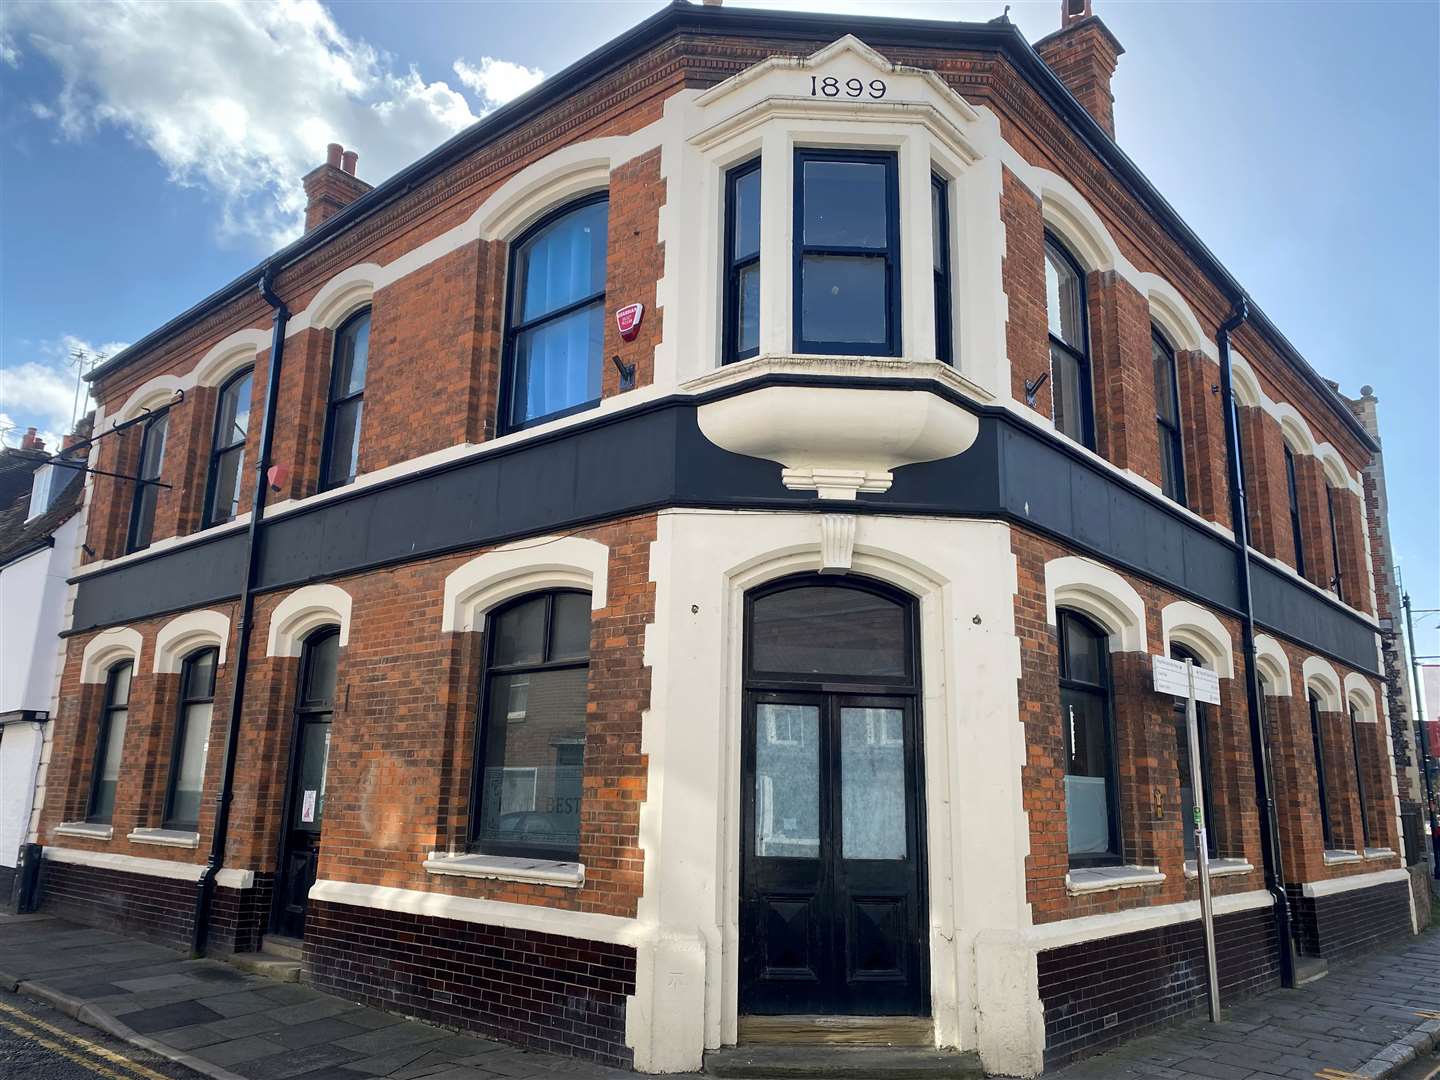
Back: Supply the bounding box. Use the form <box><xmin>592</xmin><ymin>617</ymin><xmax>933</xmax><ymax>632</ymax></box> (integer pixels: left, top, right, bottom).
<box><xmin>1285</xmin><ymin>879</ymin><xmax>1411</xmax><ymax>962</ymax></box>
<box><xmin>208</xmin><ymin>873</ymin><xmax>273</xmax><ymax>955</ymax></box>
<box><xmin>304</xmin><ymin>899</ymin><xmax>636</xmax><ymax>1068</ymax></box>
<box><xmin>39</xmin><ymin>858</ymin><xmax>196</xmax><ymax>951</ymax></box>
<box><xmin>1039</xmin><ymin>904</ymin><xmax>1280</xmax><ymax>1068</ymax></box>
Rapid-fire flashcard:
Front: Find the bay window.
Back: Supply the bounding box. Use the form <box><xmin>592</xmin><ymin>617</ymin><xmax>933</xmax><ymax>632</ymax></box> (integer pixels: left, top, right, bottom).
<box><xmin>723</xmin><ymin>159</ymin><xmax>761</xmax><ymax>363</ymax></box>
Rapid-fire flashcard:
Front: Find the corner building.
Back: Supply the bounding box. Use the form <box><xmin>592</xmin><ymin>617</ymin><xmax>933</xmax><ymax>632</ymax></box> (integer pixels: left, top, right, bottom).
<box><xmin>34</xmin><ymin>3</ymin><xmax>1416</xmax><ymax>1074</ymax></box>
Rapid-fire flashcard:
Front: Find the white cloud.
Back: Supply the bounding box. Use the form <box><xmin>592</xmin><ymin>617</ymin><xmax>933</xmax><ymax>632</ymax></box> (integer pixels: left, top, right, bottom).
<box><xmin>0</xmin><ymin>335</ymin><xmax>129</xmax><ymax>443</ymax></box>
<box><xmin>0</xmin><ymin>32</ymin><xmax>19</xmax><ymax>68</ymax></box>
<box><xmin>453</xmin><ymin>57</ymin><xmax>545</xmax><ymax>111</ymax></box>
<box><xmin>9</xmin><ymin>0</ymin><xmax>544</xmax><ymax>248</ymax></box>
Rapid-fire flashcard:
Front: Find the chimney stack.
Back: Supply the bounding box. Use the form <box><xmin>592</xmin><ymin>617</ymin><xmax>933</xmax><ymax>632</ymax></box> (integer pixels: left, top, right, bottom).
<box><xmin>1035</xmin><ymin>0</ymin><xmax>1125</xmax><ymax>139</ymax></box>
<box><xmin>20</xmin><ymin>427</ymin><xmax>44</xmax><ymax>452</ymax></box>
<box><xmin>303</xmin><ymin>142</ymin><xmax>373</xmax><ymax>232</ymax></box>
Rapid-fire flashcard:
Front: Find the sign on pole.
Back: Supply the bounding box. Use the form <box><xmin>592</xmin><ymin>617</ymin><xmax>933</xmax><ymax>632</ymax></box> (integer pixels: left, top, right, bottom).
<box><xmin>1152</xmin><ymin>654</ymin><xmax>1221</xmax><ymax>705</ymax></box>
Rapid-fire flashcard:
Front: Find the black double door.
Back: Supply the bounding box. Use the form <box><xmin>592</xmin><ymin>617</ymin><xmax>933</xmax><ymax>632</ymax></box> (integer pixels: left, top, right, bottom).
<box><xmin>740</xmin><ymin>689</ymin><xmax>927</xmax><ymax>1016</ymax></box>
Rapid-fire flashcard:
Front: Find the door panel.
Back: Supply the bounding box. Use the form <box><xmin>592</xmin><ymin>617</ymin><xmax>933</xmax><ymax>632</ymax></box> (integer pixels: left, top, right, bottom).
<box><xmin>741</xmin><ymin>692</ymin><xmax>925</xmax><ymax>1017</ymax></box>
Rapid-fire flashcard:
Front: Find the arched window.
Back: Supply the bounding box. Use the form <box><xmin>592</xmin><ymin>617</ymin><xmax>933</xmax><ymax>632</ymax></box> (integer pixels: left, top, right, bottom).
<box><xmin>1348</xmin><ymin>703</ymin><xmax>1372</xmax><ymax>849</ymax></box>
<box><xmin>204</xmin><ymin>367</ymin><xmax>253</xmax><ymax>527</ymax></box>
<box><xmin>164</xmin><ymin>648</ymin><xmax>217</xmax><ymax>830</ymax></box>
<box><xmin>1152</xmin><ymin>328</ymin><xmax>1187</xmax><ymax>507</ymax></box>
<box><xmin>1057</xmin><ymin>609</ymin><xmax>1119</xmax><ymax>865</ymax></box>
<box><xmin>1326</xmin><ymin>486</ymin><xmax>1345</xmax><ymax>602</ymax></box>
<box><xmin>473</xmin><ymin>590</ymin><xmax>592</xmax><ymax>858</ymax></box>
<box><xmin>1308</xmin><ymin>692</ymin><xmax>1334</xmax><ymax>848</ymax></box>
<box><xmin>88</xmin><ymin>661</ymin><xmax>133</xmax><ymax>823</ymax></box>
<box><xmin>723</xmin><ymin>158</ymin><xmax>761</xmax><ymax>364</ymax></box>
<box><xmin>320</xmin><ymin>309</ymin><xmax>369</xmax><ymax>491</ymax></box>
<box><xmin>1170</xmin><ymin>644</ymin><xmax>1216</xmax><ymax>858</ymax></box>
<box><xmin>126</xmin><ymin>411</ymin><xmax>169</xmax><ymax>553</ymax></box>
<box><xmin>1044</xmin><ymin>235</ymin><xmax>1093</xmax><ymax>448</ymax></box>
<box><xmin>500</xmin><ymin>197</ymin><xmax>608</xmax><ymax>434</ymax></box>
<box><xmin>1284</xmin><ymin>444</ymin><xmax>1306</xmax><ymax>577</ymax></box>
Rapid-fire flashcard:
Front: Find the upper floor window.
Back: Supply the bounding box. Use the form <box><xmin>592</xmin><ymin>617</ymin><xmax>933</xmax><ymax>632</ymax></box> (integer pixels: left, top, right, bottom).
<box><xmin>321</xmin><ymin>309</ymin><xmax>369</xmax><ymax>491</ymax></box>
<box><xmin>1284</xmin><ymin>444</ymin><xmax>1306</xmax><ymax>576</ymax></box>
<box><xmin>1348</xmin><ymin>704</ymin><xmax>1371</xmax><ymax>848</ymax></box>
<box><xmin>1326</xmin><ymin>486</ymin><xmax>1345</xmax><ymax>602</ymax></box>
<box><xmin>126</xmin><ymin>411</ymin><xmax>169</xmax><ymax>553</ymax></box>
<box><xmin>793</xmin><ymin>149</ymin><xmax>900</xmax><ymax>356</ymax></box>
<box><xmin>501</xmin><ymin>196</ymin><xmax>608</xmax><ymax>434</ymax></box>
<box><xmin>1308</xmin><ymin>692</ymin><xmax>1334</xmax><ymax>849</ymax></box>
<box><xmin>88</xmin><ymin>660</ymin><xmax>132</xmax><ymax>823</ymax></box>
<box><xmin>1152</xmin><ymin>329</ymin><xmax>1186</xmax><ymax>507</ymax></box>
<box><xmin>723</xmin><ymin>159</ymin><xmax>761</xmax><ymax>364</ymax></box>
<box><xmin>1044</xmin><ymin>235</ymin><xmax>1093</xmax><ymax>448</ymax></box>
<box><xmin>164</xmin><ymin>647</ymin><xmax>216</xmax><ymax>830</ymax></box>
<box><xmin>932</xmin><ymin>173</ymin><xmax>952</xmax><ymax>365</ymax></box>
<box><xmin>1170</xmin><ymin>644</ymin><xmax>1216</xmax><ymax>859</ymax></box>
<box><xmin>204</xmin><ymin>367</ymin><xmax>253</xmax><ymax>527</ymax></box>
<box><xmin>473</xmin><ymin>589</ymin><xmax>592</xmax><ymax>859</ymax></box>
<box><xmin>1058</xmin><ymin>608</ymin><xmax>1119</xmax><ymax>866</ymax></box>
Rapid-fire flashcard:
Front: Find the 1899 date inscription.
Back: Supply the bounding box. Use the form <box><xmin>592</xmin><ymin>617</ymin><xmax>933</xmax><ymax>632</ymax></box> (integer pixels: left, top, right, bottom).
<box><xmin>809</xmin><ymin>76</ymin><xmax>886</xmax><ymax>99</ymax></box>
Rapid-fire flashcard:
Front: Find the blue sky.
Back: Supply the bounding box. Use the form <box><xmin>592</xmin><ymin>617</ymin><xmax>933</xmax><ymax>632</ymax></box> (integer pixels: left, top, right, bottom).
<box><xmin>1</xmin><ymin>0</ymin><xmax>1436</xmax><ymax>642</ymax></box>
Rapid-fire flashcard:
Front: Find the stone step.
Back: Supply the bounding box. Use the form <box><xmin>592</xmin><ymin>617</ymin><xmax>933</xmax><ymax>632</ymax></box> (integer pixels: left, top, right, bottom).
<box><xmin>1294</xmin><ymin>954</ymin><xmax>1330</xmax><ymax>986</ymax></box>
<box><xmin>703</xmin><ymin>1046</ymin><xmax>984</xmax><ymax>1079</ymax></box>
<box><xmin>260</xmin><ymin>934</ymin><xmax>304</xmax><ymax>962</ymax></box>
<box><xmin>226</xmin><ymin>951</ymin><xmax>301</xmax><ymax>983</ymax></box>
<box><xmin>738</xmin><ymin>1015</ymin><xmax>934</xmax><ymax>1047</ymax></box>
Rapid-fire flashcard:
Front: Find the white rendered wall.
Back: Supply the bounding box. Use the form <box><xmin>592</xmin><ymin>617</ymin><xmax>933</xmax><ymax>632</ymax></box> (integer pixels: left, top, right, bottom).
<box><xmin>0</xmin><ymin>722</ymin><xmax>43</xmax><ymax>867</ymax></box>
<box><xmin>1</xmin><ymin>517</ymin><xmax>78</xmax><ymax>715</ymax></box>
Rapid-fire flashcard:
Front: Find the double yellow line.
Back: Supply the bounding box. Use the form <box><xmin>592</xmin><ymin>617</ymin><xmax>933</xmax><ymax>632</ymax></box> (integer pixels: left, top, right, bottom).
<box><xmin>0</xmin><ymin>998</ymin><xmax>171</xmax><ymax>1080</ymax></box>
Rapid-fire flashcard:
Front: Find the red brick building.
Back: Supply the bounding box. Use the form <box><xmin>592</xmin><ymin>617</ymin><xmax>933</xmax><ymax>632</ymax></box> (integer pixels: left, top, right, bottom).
<box><xmin>27</xmin><ymin>2</ymin><xmax>1416</xmax><ymax>1074</ymax></box>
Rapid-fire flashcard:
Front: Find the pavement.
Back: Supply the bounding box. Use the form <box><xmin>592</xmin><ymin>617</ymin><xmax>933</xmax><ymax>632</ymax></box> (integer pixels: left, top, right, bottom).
<box><xmin>1</xmin><ymin>909</ymin><xmax>1438</xmax><ymax>1080</ymax></box>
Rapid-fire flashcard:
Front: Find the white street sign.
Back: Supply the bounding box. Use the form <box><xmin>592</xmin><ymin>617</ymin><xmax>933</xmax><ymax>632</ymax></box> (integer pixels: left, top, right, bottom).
<box><xmin>1152</xmin><ymin>654</ymin><xmax>1221</xmax><ymax>705</ymax></box>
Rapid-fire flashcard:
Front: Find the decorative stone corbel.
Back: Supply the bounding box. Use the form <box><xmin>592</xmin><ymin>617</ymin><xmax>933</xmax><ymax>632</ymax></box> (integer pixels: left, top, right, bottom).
<box><xmin>819</xmin><ymin>514</ymin><xmax>856</xmax><ymax>574</ymax></box>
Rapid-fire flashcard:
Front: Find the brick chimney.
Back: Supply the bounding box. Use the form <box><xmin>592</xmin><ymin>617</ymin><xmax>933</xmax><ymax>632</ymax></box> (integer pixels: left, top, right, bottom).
<box><xmin>1034</xmin><ymin>0</ymin><xmax>1125</xmax><ymax>139</ymax></box>
<box><xmin>20</xmin><ymin>427</ymin><xmax>44</xmax><ymax>452</ymax></box>
<box><xmin>302</xmin><ymin>143</ymin><xmax>372</xmax><ymax>232</ymax></box>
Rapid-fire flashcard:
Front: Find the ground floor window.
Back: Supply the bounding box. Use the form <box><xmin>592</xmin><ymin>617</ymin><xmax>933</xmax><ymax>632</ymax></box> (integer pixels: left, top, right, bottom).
<box><xmin>1057</xmin><ymin>609</ymin><xmax>1120</xmax><ymax>865</ymax></box>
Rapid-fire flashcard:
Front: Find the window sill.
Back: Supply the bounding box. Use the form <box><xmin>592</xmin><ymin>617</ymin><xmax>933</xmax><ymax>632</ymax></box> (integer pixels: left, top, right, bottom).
<box><xmin>1183</xmin><ymin>858</ymin><xmax>1254</xmax><ymax>879</ymax></box>
<box><xmin>1362</xmin><ymin>847</ymin><xmax>1397</xmax><ymax>861</ymax></box>
<box><xmin>422</xmin><ymin>852</ymin><xmax>584</xmax><ymax>888</ymax></box>
<box><xmin>1323</xmin><ymin>849</ymin><xmax>1362</xmax><ymax>865</ymax></box>
<box><xmin>53</xmin><ymin>821</ymin><xmax>113</xmax><ymax>841</ymax></box>
<box><xmin>1065</xmin><ymin>865</ymin><xmax>1165</xmax><ymax>895</ymax></box>
<box><xmin>128</xmin><ymin>828</ymin><xmax>199</xmax><ymax>849</ymax></box>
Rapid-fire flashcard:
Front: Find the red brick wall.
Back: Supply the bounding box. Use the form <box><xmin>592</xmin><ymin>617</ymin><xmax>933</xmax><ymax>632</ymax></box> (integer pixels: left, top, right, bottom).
<box><xmin>1002</xmin><ymin>167</ymin><xmax>1050</xmax><ymax>413</ymax></box>
<box><xmin>1087</xmin><ymin>270</ymin><xmax>1160</xmax><ymax>485</ymax></box>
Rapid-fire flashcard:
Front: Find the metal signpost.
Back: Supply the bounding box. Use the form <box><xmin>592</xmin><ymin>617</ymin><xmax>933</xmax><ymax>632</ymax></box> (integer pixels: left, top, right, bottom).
<box><xmin>1153</xmin><ymin>653</ymin><xmax>1223</xmax><ymax>1022</ymax></box>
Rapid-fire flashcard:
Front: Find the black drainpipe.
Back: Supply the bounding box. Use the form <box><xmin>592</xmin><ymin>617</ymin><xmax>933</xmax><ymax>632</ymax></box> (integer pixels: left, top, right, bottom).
<box><xmin>1217</xmin><ymin>295</ymin><xmax>1296</xmax><ymax>989</ymax></box>
<box><xmin>191</xmin><ymin>264</ymin><xmax>289</xmax><ymax>954</ymax></box>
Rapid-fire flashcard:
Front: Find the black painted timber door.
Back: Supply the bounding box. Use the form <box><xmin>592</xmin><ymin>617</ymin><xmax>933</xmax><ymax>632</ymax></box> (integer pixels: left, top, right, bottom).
<box><xmin>739</xmin><ymin>576</ymin><xmax>927</xmax><ymax>1017</ymax></box>
<box><xmin>272</xmin><ymin>627</ymin><xmax>338</xmax><ymax>939</ymax></box>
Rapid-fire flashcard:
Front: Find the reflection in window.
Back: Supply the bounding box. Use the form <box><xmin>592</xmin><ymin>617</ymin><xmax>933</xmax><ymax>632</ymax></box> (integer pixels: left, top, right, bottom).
<box><xmin>204</xmin><ymin>368</ymin><xmax>253</xmax><ymax>527</ymax></box>
<box><xmin>88</xmin><ymin>661</ymin><xmax>133</xmax><ymax>823</ymax></box>
<box><xmin>165</xmin><ymin>648</ymin><xmax>216</xmax><ymax>829</ymax></box>
<box><xmin>750</xmin><ymin>583</ymin><xmax>909</xmax><ymax>680</ymax></box>
<box><xmin>1309</xmin><ymin>692</ymin><xmax>1334</xmax><ymax>848</ymax></box>
<box><xmin>1285</xmin><ymin>445</ymin><xmax>1306</xmax><ymax>577</ymax></box>
<box><xmin>1170</xmin><ymin>644</ymin><xmax>1216</xmax><ymax>858</ymax></box>
<box><xmin>1152</xmin><ymin>329</ymin><xmax>1186</xmax><ymax>507</ymax></box>
<box><xmin>501</xmin><ymin>197</ymin><xmax>608</xmax><ymax>433</ymax></box>
<box><xmin>474</xmin><ymin>590</ymin><xmax>591</xmax><ymax>858</ymax></box>
<box><xmin>755</xmin><ymin>703</ymin><xmax>819</xmax><ymax>858</ymax></box>
<box><xmin>1058</xmin><ymin>609</ymin><xmax>1118</xmax><ymax>864</ymax></box>
<box><xmin>321</xmin><ymin>310</ymin><xmax>369</xmax><ymax>490</ymax></box>
<box><xmin>1326</xmin><ymin>487</ymin><xmax>1345</xmax><ymax>602</ymax></box>
<box><xmin>127</xmin><ymin>412</ymin><xmax>169</xmax><ymax>553</ymax></box>
<box><xmin>932</xmin><ymin>174</ymin><xmax>952</xmax><ymax>365</ymax></box>
<box><xmin>841</xmin><ymin>707</ymin><xmax>906</xmax><ymax>860</ymax></box>
<box><xmin>724</xmin><ymin>159</ymin><xmax>761</xmax><ymax>363</ymax></box>
<box><xmin>794</xmin><ymin>150</ymin><xmax>900</xmax><ymax>356</ymax></box>
<box><xmin>1044</xmin><ymin>236</ymin><xmax>1093</xmax><ymax>448</ymax></box>
<box><xmin>1349</xmin><ymin>704</ymin><xmax>1372</xmax><ymax>848</ymax></box>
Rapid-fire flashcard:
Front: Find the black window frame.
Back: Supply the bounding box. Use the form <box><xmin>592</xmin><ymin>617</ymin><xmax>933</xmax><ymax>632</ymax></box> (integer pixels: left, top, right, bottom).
<box><xmin>1309</xmin><ymin>692</ymin><xmax>1335</xmax><ymax>849</ymax></box>
<box><xmin>1326</xmin><ymin>485</ymin><xmax>1345</xmax><ymax>603</ymax></box>
<box><xmin>1348</xmin><ymin>703</ymin><xmax>1372</xmax><ymax>849</ymax></box>
<box><xmin>1170</xmin><ymin>643</ymin><xmax>1218</xmax><ymax>859</ymax></box>
<box><xmin>1044</xmin><ymin>233</ymin><xmax>1095</xmax><ymax>449</ymax></box>
<box><xmin>723</xmin><ymin>157</ymin><xmax>762</xmax><ymax>365</ymax></box>
<box><xmin>163</xmin><ymin>646</ymin><xmax>218</xmax><ymax>830</ymax></box>
<box><xmin>497</xmin><ymin>193</ymin><xmax>610</xmax><ymax>436</ymax></box>
<box><xmin>931</xmin><ymin>172</ymin><xmax>952</xmax><ymax>365</ymax></box>
<box><xmin>791</xmin><ymin>148</ymin><xmax>901</xmax><ymax>357</ymax></box>
<box><xmin>469</xmin><ymin>588</ymin><xmax>592</xmax><ymax>860</ymax></box>
<box><xmin>1057</xmin><ymin>608</ymin><xmax>1122</xmax><ymax>868</ymax></box>
<box><xmin>1284</xmin><ymin>444</ymin><xmax>1307</xmax><ymax>577</ymax></box>
<box><xmin>1152</xmin><ymin>327</ymin><xmax>1188</xmax><ymax>507</ymax></box>
<box><xmin>319</xmin><ymin>308</ymin><xmax>370</xmax><ymax>492</ymax></box>
<box><xmin>125</xmin><ymin>410</ymin><xmax>170</xmax><ymax>554</ymax></box>
<box><xmin>87</xmin><ymin>660</ymin><xmax>133</xmax><ymax>824</ymax></box>
<box><xmin>203</xmin><ymin>366</ymin><xmax>254</xmax><ymax>528</ymax></box>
